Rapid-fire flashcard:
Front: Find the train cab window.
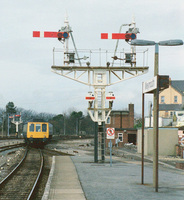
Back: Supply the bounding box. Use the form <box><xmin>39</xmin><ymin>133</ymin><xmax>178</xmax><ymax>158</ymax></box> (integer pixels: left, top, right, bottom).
<box><xmin>29</xmin><ymin>124</ymin><xmax>34</xmax><ymax>132</ymax></box>
<box><xmin>36</xmin><ymin>124</ymin><xmax>41</xmax><ymax>132</ymax></box>
<box><xmin>42</xmin><ymin>124</ymin><xmax>47</xmax><ymax>132</ymax></box>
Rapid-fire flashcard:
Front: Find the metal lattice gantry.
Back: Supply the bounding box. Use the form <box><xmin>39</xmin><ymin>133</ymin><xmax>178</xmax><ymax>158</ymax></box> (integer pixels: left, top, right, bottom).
<box><xmin>33</xmin><ymin>16</ymin><xmax>149</xmax><ymax>124</ymax></box>
<box><xmin>49</xmin><ymin>16</ymin><xmax>149</xmax><ymax>124</ymax></box>
<box><xmin>51</xmin><ymin>54</ymin><xmax>149</xmax><ymax>124</ymax></box>
<box><xmin>51</xmin><ymin>65</ymin><xmax>149</xmax><ymax>86</ymax></box>
<box><xmin>33</xmin><ymin>15</ymin><xmax>149</xmax><ymax>162</ymax></box>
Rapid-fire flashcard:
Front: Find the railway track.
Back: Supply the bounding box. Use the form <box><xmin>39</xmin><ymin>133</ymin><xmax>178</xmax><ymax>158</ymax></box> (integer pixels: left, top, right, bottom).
<box><xmin>0</xmin><ymin>148</ymin><xmax>43</xmax><ymax>200</ymax></box>
<box><xmin>43</xmin><ymin>147</ymin><xmax>74</xmax><ymax>156</ymax></box>
<box><xmin>0</xmin><ymin>142</ymin><xmax>25</xmax><ymax>153</ymax></box>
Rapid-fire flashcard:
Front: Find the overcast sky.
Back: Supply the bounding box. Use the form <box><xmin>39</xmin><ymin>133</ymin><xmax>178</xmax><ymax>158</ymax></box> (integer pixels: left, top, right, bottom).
<box><xmin>0</xmin><ymin>0</ymin><xmax>184</xmax><ymax>116</ymax></box>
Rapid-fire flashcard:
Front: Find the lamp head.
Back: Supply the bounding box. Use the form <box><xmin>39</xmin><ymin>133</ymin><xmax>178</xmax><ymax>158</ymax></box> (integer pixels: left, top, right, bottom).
<box><xmin>131</xmin><ymin>39</ymin><xmax>155</xmax><ymax>46</ymax></box>
<box><xmin>159</xmin><ymin>40</ymin><xmax>183</xmax><ymax>46</ymax></box>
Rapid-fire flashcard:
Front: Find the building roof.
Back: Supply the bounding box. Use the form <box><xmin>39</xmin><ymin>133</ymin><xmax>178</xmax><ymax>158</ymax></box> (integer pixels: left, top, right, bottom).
<box><xmin>110</xmin><ymin>110</ymin><xmax>129</xmax><ymax>115</ymax></box>
<box><xmin>171</xmin><ymin>80</ymin><xmax>184</xmax><ymax>94</ymax></box>
<box><xmin>159</xmin><ymin>104</ymin><xmax>183</xmax><ymax>111</ymax></box>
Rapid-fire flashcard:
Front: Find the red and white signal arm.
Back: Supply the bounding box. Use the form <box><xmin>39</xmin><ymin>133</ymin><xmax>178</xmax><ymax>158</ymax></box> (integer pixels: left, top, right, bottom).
<box><xmin>106</xmin><ymin>128</ymin><xmax>115</xmax><ymax>139</ymax></box>
<box><xmin>33</xmin><ymin>31</ymin><xmax>69</xmax><ymax>39</ymax></box>
<box><xmin>101</xmin><ymin>33</ymin><xmax>136</xmax><ymax>40</ymax></box>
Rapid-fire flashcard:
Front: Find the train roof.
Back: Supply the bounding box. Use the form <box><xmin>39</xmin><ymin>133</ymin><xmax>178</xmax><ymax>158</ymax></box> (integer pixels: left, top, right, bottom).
<box><xmin>28</xmin><ymin>118</ymin><xmax>47</xmax><ymax>122</ymax></box>
<box><xmin>23</xmin><ymin>119</ymin><xmax>49</xmax><ymax>124</ymax></box>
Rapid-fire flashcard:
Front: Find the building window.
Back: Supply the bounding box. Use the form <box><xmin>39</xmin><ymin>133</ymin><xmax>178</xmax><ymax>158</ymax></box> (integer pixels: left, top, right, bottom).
<box><xmin>106</xmin><ymin>116</ymin><xmax>111</xmax><ymax>124</ymax></box>
<box><xmin>174</xmin><ymin>96</ymin><xmax>178</xmax><ymax>103</ymax></box>
<box><xmin>161</xmin><ymin>96</ymin><xmax>165</xmax><ymax>103</ymax></box>
<box><xmin>170</xmin><ymin>112</ymin><xmax>173</xmax><ymax>117</ymax></box>
<box><xmin>118</xmin><ymin>133</ymin><xmax>123</xmax><ymax>142</ymax></box>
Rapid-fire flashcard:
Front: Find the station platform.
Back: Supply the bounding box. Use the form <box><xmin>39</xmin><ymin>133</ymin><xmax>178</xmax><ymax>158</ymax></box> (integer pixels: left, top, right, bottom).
<box><xmin>42</xmin><ymin>156</ymin><xmax>86</xmax><ymax>200</ymax></box>
<box><xmin>42</xmin><ymin>150</ymin><xmax>184</xmax><ymax>200</ymax></box>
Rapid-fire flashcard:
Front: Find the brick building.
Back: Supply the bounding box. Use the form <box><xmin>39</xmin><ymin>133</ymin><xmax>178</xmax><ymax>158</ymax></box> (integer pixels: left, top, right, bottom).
<box><xmin>106</xmin><ymin>104</ymin><xmax>137</xmax><ymax>147</ymax></box>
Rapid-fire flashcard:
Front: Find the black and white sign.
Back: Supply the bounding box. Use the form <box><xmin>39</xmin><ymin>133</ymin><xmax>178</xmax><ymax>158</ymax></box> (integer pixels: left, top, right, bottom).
<box><xmin>143</xmin><ymin>76</ymin><xmax>157</xmax><ymax>94</ymax></box>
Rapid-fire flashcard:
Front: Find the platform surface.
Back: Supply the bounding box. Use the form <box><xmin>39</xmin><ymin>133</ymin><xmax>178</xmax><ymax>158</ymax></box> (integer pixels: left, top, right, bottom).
<box><xmin>42</xmin><ymin>147</ymin><xmax>184</xmax><ymax>200</ymax></box>
<box><xmin>46</xmin><ymin>156</ymin><xmax>86</xmax><ymax>200</ymax></box>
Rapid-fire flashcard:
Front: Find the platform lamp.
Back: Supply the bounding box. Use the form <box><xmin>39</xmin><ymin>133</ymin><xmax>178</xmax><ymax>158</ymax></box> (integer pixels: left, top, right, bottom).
<box><xmin>131</xmin><ymin>39</ymin><xmax>183</xmax><ymax>192</ymax></box>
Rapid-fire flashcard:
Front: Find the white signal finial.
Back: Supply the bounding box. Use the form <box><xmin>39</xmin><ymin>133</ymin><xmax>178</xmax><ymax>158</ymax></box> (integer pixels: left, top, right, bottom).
<box><xmin>64</xmin><ymin>11</ymin><xmax>69</xmax><ymax>24</ymax></box>
<box><xmin>132</xmin><ymin>14</ymin><xmax>135</xmax><ymax>25</ymax></box>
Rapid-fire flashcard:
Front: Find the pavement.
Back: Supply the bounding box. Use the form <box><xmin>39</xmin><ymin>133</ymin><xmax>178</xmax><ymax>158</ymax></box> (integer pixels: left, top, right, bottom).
<box><xmin>44</xmin><ymin>140</ymin><xmax>184</xmax><ymax>200</ymax></box>
<box><xmin>71</xmin><ymin>153</ymin><xmax>184</xmax><ymax>200</ymax></box>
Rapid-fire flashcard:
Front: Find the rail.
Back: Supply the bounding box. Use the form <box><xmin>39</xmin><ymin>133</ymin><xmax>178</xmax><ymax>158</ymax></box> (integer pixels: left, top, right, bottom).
<box><xmin>27</xmin><ymin>149</ymin><xmax>44</xmax><ymax>200</ymax></box>
<box><xmin>0</xmin><ymin>143</ymin><xmax>25</xmax><ymax>153</ymax></box>
<box><xmin>0</xmin><ymin>148</ymin><xmax>27</xmax><ymax>185</ymax></box>
<box><xmin>0</xmin><ymin>148</ymin><xmax>44</xmax><ymax>200</ymax></box>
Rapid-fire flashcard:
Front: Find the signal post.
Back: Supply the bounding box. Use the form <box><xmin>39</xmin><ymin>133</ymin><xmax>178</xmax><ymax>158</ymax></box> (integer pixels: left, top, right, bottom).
<box><xmin>33</xmin><ymin>16</ymin><xmax>149</xmax><ymax>162</ymax></box>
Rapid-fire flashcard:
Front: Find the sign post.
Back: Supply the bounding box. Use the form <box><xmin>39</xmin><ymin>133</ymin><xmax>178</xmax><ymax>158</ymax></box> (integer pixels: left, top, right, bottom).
<box><xmin>107</xmin><ymin>128</ymin><xmax>115</xmax><ymax>167</ymax></box>
<box><xmin>110</xmin><ymin>139</ymin><xmax>112</xmax><ymax>167</ymax></box>
<box><xmin>142</xmin><ymin>75</ymin><xmax>169</xmax><ymax>189</ymax></box>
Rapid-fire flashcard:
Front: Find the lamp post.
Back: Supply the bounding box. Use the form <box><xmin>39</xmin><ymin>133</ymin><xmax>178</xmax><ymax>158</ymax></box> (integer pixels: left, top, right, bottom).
<box><xmin>131</xmin><ymin>39</ymin><xmax>183</xmax><ymax>192</ymax></box>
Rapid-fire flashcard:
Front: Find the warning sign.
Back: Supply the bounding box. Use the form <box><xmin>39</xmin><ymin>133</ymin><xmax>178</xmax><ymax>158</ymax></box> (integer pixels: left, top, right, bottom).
<box><xmin>106</xmin><ymin>128</ymin><xmax>115</xmax><ymax>139</ymax></box>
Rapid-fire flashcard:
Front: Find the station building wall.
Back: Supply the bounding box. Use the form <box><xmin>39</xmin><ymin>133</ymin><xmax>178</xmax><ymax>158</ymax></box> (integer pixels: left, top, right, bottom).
<box><xmin>137</xmin><ymin>128</ymin><xmax>178</xmax><ymax>156</ymax></box>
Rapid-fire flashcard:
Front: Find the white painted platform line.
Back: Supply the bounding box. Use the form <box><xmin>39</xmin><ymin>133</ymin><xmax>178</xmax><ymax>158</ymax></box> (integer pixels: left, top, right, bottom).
<box><xmin>41</xmin><ymin>156</ymin><xmax>56</xmax><ymax>200</ymax></box>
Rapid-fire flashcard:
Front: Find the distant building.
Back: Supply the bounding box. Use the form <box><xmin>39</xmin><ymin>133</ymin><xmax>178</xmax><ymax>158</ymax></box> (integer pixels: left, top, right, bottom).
<box><xmin>159</xmin><ymin>79</ymin><xmax>184</xmax><ymax>117</ymax></box>
<box><xmin>159</xmin><ymin>79</ymin><xmax>184</xmax><ymax>127</ymax></box>
<box><xmin>105</xmin><ymin>104</ymin><xmax>137</xmax><ymax>147</ymax></box>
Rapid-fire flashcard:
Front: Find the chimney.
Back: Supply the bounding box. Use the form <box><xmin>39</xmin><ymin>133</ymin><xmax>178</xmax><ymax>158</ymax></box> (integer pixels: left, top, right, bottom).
<box><xmin>129</xmin><ymin>103</ymin><xmax>134</xmax><ymax>128</ymax></box>
<box><xmin>169</xmin><ymin>77</ymin><xmax>172</xmax><ymax>86</ymax></box>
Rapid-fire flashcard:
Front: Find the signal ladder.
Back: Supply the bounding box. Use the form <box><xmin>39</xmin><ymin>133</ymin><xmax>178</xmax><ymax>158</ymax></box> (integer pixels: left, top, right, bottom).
<box><xmin>98</xmin><ymin>124</ymin><xmax>105</xmax><ymax>162</ymax></box>
<box><xmin>96</xmin><ymin>73</ymin><xmax>106</xmax><ymax>161</ymax></box>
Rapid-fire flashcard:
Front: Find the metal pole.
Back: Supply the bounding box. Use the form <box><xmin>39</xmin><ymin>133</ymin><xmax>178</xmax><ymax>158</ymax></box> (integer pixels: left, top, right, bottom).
<box><xmin>112</xmin><ymin>23</ymin><xmax>130</xmax><ymax>67</ymax></box>
<box><xmin>8</xmin><ymin>113</ymin><xmax>9</xmax><ymax>137</ymax></box>
<box><xmin>70</xmin><ymin>32</ymin><xmax>82</xmax><ymax>66</ymax></box>
<box><xmin>110</xmin><ymin>139</ymin><xmax>112</xmax><ymax>167</ymax></box>
<box><xmin>2</xmin><ymin>113</ymin><xmax>4</xmax><ymax>138</ymax></box>
<box><xmin>16</xmin><ymin>122</ymin><xmax>18</xmax><ymax>133</ymax></box>
<box><xmin>149</xmin><ymin>102</ymin><xmax>152</xmax><ymax>127</ymax></box>
<box><xmin>153</xmin><ymin>43</ymin><xmax>159</xmax><ymax>192</ymax></box>
<box><xmin>141</xmin><ymin>88</ymin><xmax>145</xmax><ymax>184</ymax></box>
<box><xmin>156</xmin><ymin>75</ymin><xmax>159</xmax><ymax>192</ymax></box>
<box><xmin>63</xmin><ymin>115</ymin><xmax>66</xmax><ymax>135</ymax></box>
<box><xmin>53</xmin><ymin>47</ymin><xmax>55</xmax><ymax>66</ymax></box>
<box><xmin>76</xmin><ymin>118</ymin><xmax>78</xmax><ymax>136</ymax></box>
<box><xmin>101</xmin><ymin>122</ymin><xmax>105</xmax><ymax>162</ymax></box>
<box><xmin>94</xmin><ymin>122</ymin><xmax>98</xmax><ymax>163</ymax></box>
